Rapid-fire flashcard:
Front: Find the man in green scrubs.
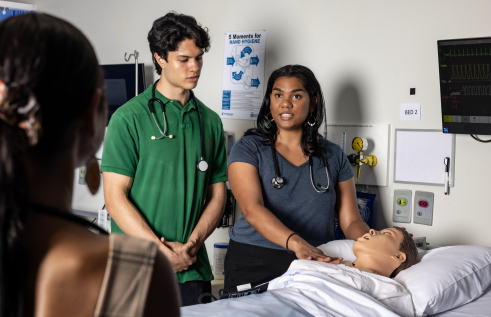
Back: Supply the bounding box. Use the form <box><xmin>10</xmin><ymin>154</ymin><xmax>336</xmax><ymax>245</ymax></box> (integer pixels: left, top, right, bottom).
<box><xmin>101</xmin><ymin>12</ymin><xmax>227</xmax><ymax>306</ymax></box>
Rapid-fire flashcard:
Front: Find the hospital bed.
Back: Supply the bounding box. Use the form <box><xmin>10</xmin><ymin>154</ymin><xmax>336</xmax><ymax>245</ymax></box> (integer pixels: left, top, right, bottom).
<box><xmin>181</xmin><ymin>286</ymin><xmax>491</xmax><ymax>317</ymax></box>
<box><xmin>182</xmin><ymin>286</ymin><xmax>491</xmax><ymax>317</ymax></box>
<box><xmin>181</xmin><ymin>243</ymin><xmax>491</xmax><ymax>317</ymax></box>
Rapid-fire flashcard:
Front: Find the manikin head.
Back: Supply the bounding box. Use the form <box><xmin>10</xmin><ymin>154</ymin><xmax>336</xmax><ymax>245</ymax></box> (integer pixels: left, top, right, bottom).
<box><xmin>352</xmin><ymin>227</ymin><xmax>418</xmax><ymax>278</ymax></box>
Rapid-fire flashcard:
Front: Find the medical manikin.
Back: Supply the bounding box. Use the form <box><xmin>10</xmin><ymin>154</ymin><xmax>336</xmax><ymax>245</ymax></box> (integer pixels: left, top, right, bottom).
<box><xmin>340</xmin><ymin>226</ymin><xmax>418</xmax><ymax>278</ymax></box>
<box><xmin>267</xmin><ymin>227</ymin><xmax>419</xmax><ymax>317</ymax></box>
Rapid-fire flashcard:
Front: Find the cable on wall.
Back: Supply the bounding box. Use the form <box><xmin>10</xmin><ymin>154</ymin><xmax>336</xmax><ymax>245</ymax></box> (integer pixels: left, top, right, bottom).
<box><xmin>470</xmin><ymin>134</ymin><xmax>491</xmax><ymax>143</ymax></box>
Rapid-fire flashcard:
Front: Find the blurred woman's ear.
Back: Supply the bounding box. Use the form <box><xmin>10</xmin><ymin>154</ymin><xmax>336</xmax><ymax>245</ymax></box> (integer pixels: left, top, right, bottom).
<box><xmin>79</xmin><ymin>88</ymin><xmax>102</xmax><ymax>137</ymax></box>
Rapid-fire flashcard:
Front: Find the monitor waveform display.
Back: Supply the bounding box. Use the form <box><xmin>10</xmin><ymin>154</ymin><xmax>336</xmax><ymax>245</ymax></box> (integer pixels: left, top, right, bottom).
<box><xmin>444</xmin><ymin>48</ymin><xmax>491</xmax><ymax>60</ymax></box>
<box><xmin>450</xmin><ymin>64</ymin><xmax>491</xmax><ymax>80</ymax></box>
<box><xmin>438</xmin><ymin>37</ymin><xmax>491</xmax><ymax>135</ymax></box>
<box><xmin>462</xmin><ymin>85</ymin><xmax>491</xmax><ymax>95</ymax></box>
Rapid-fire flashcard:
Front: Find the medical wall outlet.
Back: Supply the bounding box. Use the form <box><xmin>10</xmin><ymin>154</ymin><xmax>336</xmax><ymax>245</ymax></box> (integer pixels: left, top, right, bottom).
<box><xmin>78</xmin><ymin>166</ymin><xmax>87</xmax><ymax>185</ymax></box>
<box><xmin>414</xmin><ymin>191</ymin><xmax>434</xmax><ymax>226</ymax></box>
<box><xmin>347</xmin><ymin>137</ymin><xmax>377</xmax><ymax>185</ymax></box>
<box><xmin>393</xmin><ymin>189</ymin><xmax>412</xmax><ymax>223</ymax></box>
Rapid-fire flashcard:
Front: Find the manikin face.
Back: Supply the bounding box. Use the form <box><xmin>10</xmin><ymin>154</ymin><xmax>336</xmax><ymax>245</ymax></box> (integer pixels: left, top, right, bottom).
<box><xmin>353</xmin><ymin>228</ymin><xmax>405</xmax><ymax>259</ymax></box>
<box><xmin>156</xmin><ymin>38</ymin><xmax>203</xmax><ymax>90</ymax></box>
<box><xmin>269</xmin><ymin>76</ymin><xmax>315</xmax><ymax>132</ymax></box>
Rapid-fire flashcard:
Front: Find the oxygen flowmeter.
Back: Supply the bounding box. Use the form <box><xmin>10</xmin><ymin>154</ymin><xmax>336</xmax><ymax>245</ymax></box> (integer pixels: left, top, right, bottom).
<box><xmin>347</xmin><ymin>137</ymin><xmax>377</xmax><ymax>184</ymax></box>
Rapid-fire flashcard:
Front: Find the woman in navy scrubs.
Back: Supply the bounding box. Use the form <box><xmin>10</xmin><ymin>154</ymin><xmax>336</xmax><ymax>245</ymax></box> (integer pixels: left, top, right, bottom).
<box><xmin>225</xmin><ymin>65</ymin><xmax>369</xmax><ymax>292</ymax></box>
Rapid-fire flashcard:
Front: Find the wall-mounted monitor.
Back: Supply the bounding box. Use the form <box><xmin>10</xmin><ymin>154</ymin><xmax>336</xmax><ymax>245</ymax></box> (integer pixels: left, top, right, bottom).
<box><xmin>438</xmin><ymin>37</ymin><xmax>491</xmax><ymax>135</ymax></box>
<box><xmin>101</xmin><ymin>63</ymin><xmax>146</xmax><ymax>124</ymax></box>
<box><xmin>0</xmin><ymin>1</ymin><xmax>36</xmax><ymax>22</ymax></box>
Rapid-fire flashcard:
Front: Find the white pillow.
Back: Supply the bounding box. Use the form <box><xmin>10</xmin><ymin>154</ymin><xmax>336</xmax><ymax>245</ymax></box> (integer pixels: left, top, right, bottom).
<box><xmin>316</xmin><ymin>240</ymin><xmax>356</xmax><ymax>262</ymax></box>
<box><xmin>394</xmin><ymin>245</ymin><xmax>491</xmax><ymax>316</ymax></box>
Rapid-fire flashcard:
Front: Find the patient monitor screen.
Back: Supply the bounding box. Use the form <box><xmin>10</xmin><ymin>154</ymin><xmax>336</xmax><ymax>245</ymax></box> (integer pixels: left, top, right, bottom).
<box><xmin>438</xmin><ymin>37</ymin><xmax>491</xmax><ymax>135</ymax></box>
<box><xmin>102</xmin><ymin>64</ymin><xmax>146</xmax><ymax>125</ymax></box>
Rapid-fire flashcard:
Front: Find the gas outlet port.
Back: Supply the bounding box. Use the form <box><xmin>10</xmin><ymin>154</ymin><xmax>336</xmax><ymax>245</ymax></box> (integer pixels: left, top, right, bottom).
<box><xmin>393</xmin><ymin>190</ymin><xmax>412</xmax><ymax>223</ymax></box>
<box><xmin>418</xmin><ymin>200</ymin><xmax>429</xmax><ymax>208</ymax></box>
<box><xmin>414</xmin><ymin>191</ymin><xmax>434</xmax><ymax>226</ymax></box>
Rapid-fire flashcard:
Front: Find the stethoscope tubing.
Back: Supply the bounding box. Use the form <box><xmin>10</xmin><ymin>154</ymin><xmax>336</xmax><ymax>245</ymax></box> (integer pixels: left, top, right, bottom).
<box><xmin>148</xmin><ymin>79</ymin><xmax>208</xmax><ymax>171</ymax></box>
<box><xmin>309</xmin><ymin>155</ymin><xmax>330</xmax><ymax>193</ymax></box>
<box><xmin>271</xmin><ymin>144</ymin><xmax>329</xmax><ymax>193</ymax></box>
<box><xmin>150</xmin><ymin>110</ymin><xmax>167</xmax><ymax>140</ymax></box>
<box><xmin>195</xmin><ymin>95</ymin><xmax>205</xmax><ymax>162</ymax></box>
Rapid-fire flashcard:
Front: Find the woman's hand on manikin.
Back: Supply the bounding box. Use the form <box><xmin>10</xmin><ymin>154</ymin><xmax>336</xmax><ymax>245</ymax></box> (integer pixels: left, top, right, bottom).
<box><xmin>289</xmin><ymin>235</ymin><xmax>342</xmax><ymax>263</ymax></box>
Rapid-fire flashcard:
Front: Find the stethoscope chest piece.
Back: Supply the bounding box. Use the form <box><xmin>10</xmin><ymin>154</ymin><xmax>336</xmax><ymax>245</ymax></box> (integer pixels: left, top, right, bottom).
<box><xmin>197</xmin><ymin>159</ymin><xmax>208</xmax><ymax>172</ymax></box>
<box><xmin>271</xmin><ymin>176</ymin><xmax>284</xmax><ymax>189</ymax></box>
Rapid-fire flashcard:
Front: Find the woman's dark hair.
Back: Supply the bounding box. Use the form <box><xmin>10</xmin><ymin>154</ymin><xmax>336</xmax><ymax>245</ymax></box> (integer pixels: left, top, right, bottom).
<box><xmin>0</xmin><ymin>13</ymin><xmax>102</xmax><ymax>316</ymax></box>
<box><xmin>391</xmin><ymin>226</ymin><xmax>419</xmax><ymax>277</ymax></box>
<box><xmin>147</xmin><ymin>11</ymin><xmax>211</xmax><ymax>75</ymax></box>
<box><xmin>245</xmin><ymin>65</ymin><xmax>326</xmax><ymax>156</ymax></box>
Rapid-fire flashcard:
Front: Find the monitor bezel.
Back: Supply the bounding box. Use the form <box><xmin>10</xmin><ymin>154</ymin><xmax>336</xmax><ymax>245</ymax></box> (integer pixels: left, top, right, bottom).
<box><xmin>437</xmin><ymin>36</ymin><xmax>491</xmax><ymax>136</ymax></box>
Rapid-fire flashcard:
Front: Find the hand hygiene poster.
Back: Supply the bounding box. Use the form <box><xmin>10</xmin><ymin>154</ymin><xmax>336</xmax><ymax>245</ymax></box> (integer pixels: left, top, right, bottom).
<box><xmin>221</xmin><ymin>30</ymin><xmax>266</xmax><ymax>120</ymax></box>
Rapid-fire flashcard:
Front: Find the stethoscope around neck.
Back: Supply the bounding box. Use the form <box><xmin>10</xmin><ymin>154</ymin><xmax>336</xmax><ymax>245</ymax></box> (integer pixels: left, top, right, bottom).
<box><xmin>270</xmin><ymin>145</ymin><xmax>330</xmax><ymax>193</ymax></box>
<box><xmin>147</xmin><ymin>79</ymin><xmax>208</xmax><ymax>172</ymax></box>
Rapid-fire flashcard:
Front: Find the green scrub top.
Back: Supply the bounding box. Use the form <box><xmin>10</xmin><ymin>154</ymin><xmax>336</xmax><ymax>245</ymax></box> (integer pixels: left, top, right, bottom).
<box><xmin>101</xmin><ymin>85</ymin><xmax>228</xmax><ymax>283</ymax></box>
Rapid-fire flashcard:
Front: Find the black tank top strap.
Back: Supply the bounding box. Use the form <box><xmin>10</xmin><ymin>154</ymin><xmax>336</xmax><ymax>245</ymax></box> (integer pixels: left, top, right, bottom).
<box><xmin>31</xmin><ymin>204</ymin><xmax>109</xmax><ymax>235</ymax></box>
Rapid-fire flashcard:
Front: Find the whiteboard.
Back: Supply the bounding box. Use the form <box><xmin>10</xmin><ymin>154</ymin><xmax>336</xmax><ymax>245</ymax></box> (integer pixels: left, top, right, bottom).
<box><xmin>394</xmin><ymin>129</ymin><xmax>455</xmax><ymax>186</ymax></box>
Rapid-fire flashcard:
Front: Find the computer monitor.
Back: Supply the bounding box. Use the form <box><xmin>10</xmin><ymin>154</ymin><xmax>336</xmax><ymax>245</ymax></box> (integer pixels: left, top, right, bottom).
<box><xmin>0</xmin><ymin>1</ymin><xmax>36</xmax><ymax>22</ymax></box>
<box><xmin>438</xmin><ymin>37</ymin><xmax>491</xmax><ymax>135</ymax></box>
<box><xmin>101</xmin><ymin>63</ymin><xmax>146</xmax><ymax>124</ymax></box>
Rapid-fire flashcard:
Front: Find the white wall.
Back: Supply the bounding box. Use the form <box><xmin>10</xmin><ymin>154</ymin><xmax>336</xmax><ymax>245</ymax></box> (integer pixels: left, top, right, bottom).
<box><xmin>33</xmin><ymin>0</ymin><xmax>491</xmax><ymax>249</ymax></box>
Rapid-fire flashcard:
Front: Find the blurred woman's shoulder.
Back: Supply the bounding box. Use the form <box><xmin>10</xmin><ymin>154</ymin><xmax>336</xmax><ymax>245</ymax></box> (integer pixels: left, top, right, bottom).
<box><xmin>34</xmin><ymin>225</ymin><xmax>176</xmax><ymax>317</ymax></box>
<box><xmin>32</xmin><ymin>219</ymin><xmax>110</xmax><ymax>317</ymax></box>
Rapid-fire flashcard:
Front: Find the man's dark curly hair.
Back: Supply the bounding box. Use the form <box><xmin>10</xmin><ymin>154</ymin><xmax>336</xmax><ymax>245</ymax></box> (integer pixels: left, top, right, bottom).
<box><xmin>147</xmin><ymin>11</ymin><xmax>210</xmax><ymax>75</ymax></box>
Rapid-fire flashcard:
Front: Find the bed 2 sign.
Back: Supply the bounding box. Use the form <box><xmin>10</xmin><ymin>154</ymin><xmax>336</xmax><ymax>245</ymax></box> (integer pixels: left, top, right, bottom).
<box><xmin>400</xmin><ymin>103</ymin><xmax>421</xmax><ymax>121</ymax></box>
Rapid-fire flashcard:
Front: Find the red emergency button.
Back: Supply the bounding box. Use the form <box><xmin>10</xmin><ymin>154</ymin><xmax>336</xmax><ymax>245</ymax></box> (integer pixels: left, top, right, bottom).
<box><xmin>418</xmin><ymin>200</ymin><xmax>429</xmax><ymax>208</ymax></box>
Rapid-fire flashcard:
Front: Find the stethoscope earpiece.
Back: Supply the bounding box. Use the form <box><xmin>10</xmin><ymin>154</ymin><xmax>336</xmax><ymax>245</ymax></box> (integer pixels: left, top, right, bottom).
<box><xmin>151</xmin><ymin>135</ymin><xmax>173</xmax><ymax>140</ymax></box>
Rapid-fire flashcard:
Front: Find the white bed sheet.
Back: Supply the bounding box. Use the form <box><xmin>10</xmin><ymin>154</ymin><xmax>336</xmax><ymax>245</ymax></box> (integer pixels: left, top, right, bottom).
<box><xmin>268</xmin><ymin>260</ymin><xmax>414</xmax><ymax>317</ymax></box>
<box><xmin>430</xmin><ymin>283</ymin><xmax>491</xmax><ymax>317</ymax></box>
<box><xmin>181</xmin><ymin>292</ymin><xmax>313</xmax><ymax>317</ymax></box>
